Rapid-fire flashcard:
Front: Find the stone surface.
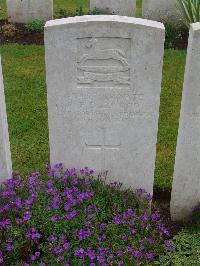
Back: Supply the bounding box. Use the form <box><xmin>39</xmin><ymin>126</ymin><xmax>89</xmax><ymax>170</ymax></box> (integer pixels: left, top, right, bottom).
<box><xmin>142</xmin><ymin>0</ymin><xmax>182</xmax><ymax>25</ymax></box>
<box><xmin>7</xmin><ymin>0</ymin><xmax>53</xmax><ymax>23</ymax></box>
<box><xmin>0</xmin><ymin>57</ymin><xmax>12</xmax><ymax>182</ymax></box>
<box><xmin>171</xmin><ymin>23</ymin><xmax>200</xmax><ymax>221</ymax></box>
<box><xmin>45</xmin><ymin>15</ymin><xmax>165</xmax><ymax>194</ymax></box>
<box><xmin>90</xmin><ymin>0</ymin><xmax>136</xmax><ymax>16</ymax></box>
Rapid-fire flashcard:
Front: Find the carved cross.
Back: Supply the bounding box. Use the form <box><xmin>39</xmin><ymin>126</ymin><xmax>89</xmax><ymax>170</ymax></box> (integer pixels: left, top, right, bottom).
<box><xmin>85</xmin><ymin>128</ymin><xmax>121</xmax><ymax>169</ymax></box>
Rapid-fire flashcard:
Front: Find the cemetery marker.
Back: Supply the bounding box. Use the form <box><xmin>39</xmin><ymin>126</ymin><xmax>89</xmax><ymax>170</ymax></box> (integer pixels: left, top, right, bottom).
<box><xmin>45</xmin><ymin>15</ymin><xmax>165</xmax><ymax>194</ymax></box>
<box><xmin>0</xmin><ymin>57</ymin><xmax>12</xmax><ymax>182</ymax></box>
<box><xmin>171</xmin><ymin>23</ymin><xmax>200</xmax><ymax>221</ymax></box>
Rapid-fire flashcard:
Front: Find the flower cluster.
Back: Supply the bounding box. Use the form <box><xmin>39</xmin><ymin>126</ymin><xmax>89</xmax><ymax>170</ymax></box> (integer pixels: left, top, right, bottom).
<box><xmin>0</xmin><ymin>164</ymin><xmax>173</xmax><ymax>265</ymax></box>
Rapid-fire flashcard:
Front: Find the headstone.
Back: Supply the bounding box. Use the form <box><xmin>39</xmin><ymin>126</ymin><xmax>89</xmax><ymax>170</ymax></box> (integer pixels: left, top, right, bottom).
<box><xmin>142</xmin><ymin>0</ymin><xmax>181</xmax><ymax>25</ymax></box>
<box><xmin>0</xmin><ymin>57</ymin><xmax>12</xmax><ymax>182</ymax></box>
<box><xmin>90</xmin><ymin>0</ymin><xmax>136</xmax><ymax>17</ymax></box>
<box><xmin>171</xmin><ymin>23</ymin><xmax>200</xmax><ymax>221</ymax></box>
<box><xmin>7</xmin><ymin>0</ymin><xmax>53</xmax><ymax>23</ymax></box>
<box><xmin>45</xmin><ymin>15</ymin><xmax>165</xmax><ymax>194</ymax></box>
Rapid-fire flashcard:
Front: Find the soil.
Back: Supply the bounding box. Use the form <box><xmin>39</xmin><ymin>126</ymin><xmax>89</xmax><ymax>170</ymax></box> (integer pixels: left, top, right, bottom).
<box><xmin>0</xmin><ymin>20</ymin><xmax>44</xmax><ymax>45</ymax></box>
<box><xmin>0</xmin><ymin>19</ymin><xmax>189</xmax><ymax>49</ymax></box>
<box><xmin>174</xmin><ymin>29</ymin><xmax>189</xmax><ymax>50</ymax></box>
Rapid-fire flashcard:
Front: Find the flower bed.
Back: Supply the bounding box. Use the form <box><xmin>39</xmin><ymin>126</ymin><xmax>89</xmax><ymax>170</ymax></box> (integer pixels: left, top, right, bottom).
<box><xmin>0</xmin><ymin>164</ymin><xmax>173</xmax><ymax>265</ymax></box>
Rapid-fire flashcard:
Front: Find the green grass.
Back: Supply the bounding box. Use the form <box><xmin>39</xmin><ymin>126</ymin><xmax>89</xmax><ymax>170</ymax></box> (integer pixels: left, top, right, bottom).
<box><xmin>155</xmin><ymin>50</ymin><xmax>186</xmax><ymax>190</ymax></box>
<box><xmin>0</xmin><ymin>45</ymin><xmax>186</xmax><ymax>190</ymax></box>
<box><xmin>0</xmin><ymin>45</ymin><xmax>49</xmax><ymax>176</ymax></box>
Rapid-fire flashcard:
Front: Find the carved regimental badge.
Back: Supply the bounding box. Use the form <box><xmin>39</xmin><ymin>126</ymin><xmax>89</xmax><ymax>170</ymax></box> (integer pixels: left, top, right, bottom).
<box><xmin>77</xmin><ymin>38</ymin><xmax>131</xmax><ymax>88</ymax></box>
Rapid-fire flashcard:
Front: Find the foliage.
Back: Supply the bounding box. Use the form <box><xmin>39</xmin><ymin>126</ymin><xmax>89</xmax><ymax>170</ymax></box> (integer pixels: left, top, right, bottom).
<box><xmin>25</xmin><ymin>20</ymin><xmax>45</xmax><ymax>33</ymax></box>
<box><xmin>159</xmin><ymin>227</ymin><xmax>200</xmax><ymax>265</ymax></box>
<box><xmin>0</xmin><ymin>164</ymin><xmax>173</xmax><ymax>265</ymax></box>
<box><xmin>164</xmin><ymin>23</ymin><xmax>185</xmax><ymax>49</ymax></box>
<box><xmin>88</xmin><ymin>8</ymin><xmax>111</xmax><ymax>15</ymax></box>
<box><xmin>177</xmin><ymin>0</ymin><xmax>200</xmax><ymax>27</ymax></box>
<box><xmin>55</xmin><ymin>6</ymin><xmax>110</xmax><ymax>19</ymax></box>
<box><xmin>55</xmin><ymin>6</ymin><xmax>84</xmax><ymax>18</ymax></box>
<box><xmin>0</xmin><ymin>24</ymin><xmax>17</xmax><ymax>38</ymax></box>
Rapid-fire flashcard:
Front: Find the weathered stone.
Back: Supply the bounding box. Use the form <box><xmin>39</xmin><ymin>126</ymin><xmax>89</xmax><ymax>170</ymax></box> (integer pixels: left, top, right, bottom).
<box><xmin>0</xmin><ymin>57</ymin><xmax>12</xmax><ymax>182</ymax></box>
<box><xmin>45</xmin><ymin>15</ymin><xmax>165</xmax><ymax>194</ymax></box>
<box><xmin>171</xmin><ymin>23</ymin><xmax>200</xmax><ymax>221</ymax></box>
<box><xmin>142</xmin><ymin>0</ymin><xmax>182</xmax><ymax>25</ymax></box>
<box><xmin>7</xmin><ymin>0</ymin><xmax>53</xmax><ymax>23</ymax></box>
<box><xmin>90</xmin><ymin>0</ymin><xmax>136</xmax><ymax>16</ymax></box>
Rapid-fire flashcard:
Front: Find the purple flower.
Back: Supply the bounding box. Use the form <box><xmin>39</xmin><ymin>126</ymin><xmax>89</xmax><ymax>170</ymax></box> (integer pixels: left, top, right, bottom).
<box><xmin>132</xmin><ymin>250</ymin><xmax>143</xmax><ymax>259</ymax></box>
<box><xmin>5</xmin><ymin>244</ymin><xmax>13</xmax><ymax>251</ymax></box>
<box><xmin>63</xmin><ymin>242</ymin><xmax>70</xmax><ymax>250</ymax></box>
<box><xmin>50</xmin><ymin>215</ymin><xmax>59</xmax><ymax>222</ymax></box>
<box><xmin>64</xmin><ymin>203</ymin><xmax>70</xmax><ymax>211</ymax></box>
<box><xmin>14</xmin><ymin>197</ymin><xmax>22</xmax><ymax>209</ymax></box>
<box><xmin>0</xmin><ymin>219</ymin><xmax>11</xmax><ymax>229</ymax></box>
<box><xmin>87</xmin><ymin>249</ymin><xmax>96</xmax><ymax>260</ymax></box>
<box><xmin>152</xmin><ymin>213</ymin><xmax>161</xmax><ymax>219</ymax></box>
<box><xmin>74</xmin><ymin>248</ymin><xmax>85</xmax><ymax>259</ymax></box>
<box><xmin>46</xmin><ymin>180</ymin><xmax>53</xmax><ymax>188</ymax></box>
<box><xmin>16</xmin><ymin>218</ymin><xmax>23</xmax><ymax>225</ymax></box>
<box><xmin>146</xmin><ymin>253</ymin><xmax>154</xmax><ymax>260</ymax></box>
<box><xmin>167</xmin><ymin>247</ymin><xmax>174</xmax><ymax>253</ymax></box>
<box><xmin>113</xmin><ymin>216</ymin><xmax>121</xmax><ymax>225</ymax></box>
<box><xmin>54</xmin><ymin>247</ymin><xmax>63</xmax><ymax>254</ymax></box>
<box><xmin>100</xmin><ymin>223</ymin><xmax>107</xmax><ymax>230</ymax></box>
<box><xmin>25</xmin><ymin>199</ymin><xmax>33</xmax><ymax>210</ymax></box>
<box><xmin>87</xmin><ymin>213</ymin><xmax>94</xmax><ymax>219</ymax></box>
<box><xmin>117</xmin><ymin>250</ymin><xmax>123</xmax><ymax>257</ymax></box>
<box><xmin>125</xmin><ymin>246</ymin><xmax>132</xmax><ymax>253</ymax></box>
<box><xmin>48</xmin><ymin>235</ymin><xmax>57</xmax><ymax>241</ymax></box>
<box><xmin>147</xmin><ymin>237</ymin><xmax>154</xmax><ymax>244</ymax></box>
<box><xmin>139</xmin><ymin>244</ymin><xmax>145</xmax><ymax>251</ymax></box>
<box><xmin>23</xmin><ymin>211</ymin><xmax>31</xmax><ymax>221</ymax></box>
<box><xmin>163</xmin><ymin>240</ymin><xmax>172</xmax><ymax>247</ymax></box>
<box><xmin>64</xmin><ymin>210</ymin><xmax>77</xmax><ymax>220</ymax></box>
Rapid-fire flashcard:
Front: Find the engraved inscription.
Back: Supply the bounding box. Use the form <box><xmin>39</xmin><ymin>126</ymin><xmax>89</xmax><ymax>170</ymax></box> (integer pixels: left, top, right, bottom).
<box><xmin>77</xmin><ymin>38</ymin><xmax>131</xmax><ymax>88</ymax></box>
<box><xmin>85</xmin><ymin>128</ymin><xmax>121</xmax><ymax>169</ymax></box>
<box><xmin>58</xmin><ymin>89</ymin><xmax>143</xmax><ymax>122</ymax></box>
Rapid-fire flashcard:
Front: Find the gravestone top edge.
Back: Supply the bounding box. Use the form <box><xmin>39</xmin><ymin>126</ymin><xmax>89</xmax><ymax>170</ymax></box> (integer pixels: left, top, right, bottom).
<box><xmin>191</xmin><ymin>22</ymin><xmax>200</xmax><ymax>32</ymax></box>
<box><xmin>45</xmin><ymin>15</ymin><xmax>165</xmax><ymax>30</ymax></box>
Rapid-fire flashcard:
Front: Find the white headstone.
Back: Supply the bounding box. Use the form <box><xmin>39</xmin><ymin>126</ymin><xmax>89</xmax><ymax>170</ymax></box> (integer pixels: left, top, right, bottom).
<box><xmin>7</xmin><ymin>0</ymin><xmax>53</xmax><ymax>23</ymax></box>
<box><xmin>90</xmin><ymin>0</ymin><xmax>136</xmax><ymax>17</ymax></box>
<box><xmin>0</xmin><ymin>57</ymin><xmax>12</xmax><ymax>182</ymax></box>
<box><xmin>142</xmin><ymin>0</ymin><xmax>181</xmax><ymax>25</ymax></box>
<box><xmin>171</xmin><ymin>23</ymin><xmax>200</xmax><ymax>221</ymax></box>
<box><xmin>45</xmin><ymin>15</ymin><xmax>165</xmax><ymax>194</ymax></box>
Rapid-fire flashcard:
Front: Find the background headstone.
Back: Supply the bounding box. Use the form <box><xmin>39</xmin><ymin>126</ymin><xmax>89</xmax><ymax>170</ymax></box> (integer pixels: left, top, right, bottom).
<box><xmin>142</xmin><ymin>0</ymin><xmax>182</xmax><ymax>25</ymax></box>
<box><xmin>7</xmin><ymin>0</ymin><xmax>53</xmax><ymax>23</ymax></box>
<box><xmin>171</xmin><ymin>23</ymin><xmax>200</xmax><ymax>221</ymax></box>
<box><xmin>45</xmin><ymin>15</ymin><xmax>165</xmax><ymax>194</ymax></box>
<box><xmin>90</xmin><ymin>0</ymin><xmax>136</xmax><ymax>17</ymax></box>
<box><xmin>0</xmin><ymin>57</ymin><xmax>12</xmax><ymax>182</ymax></box>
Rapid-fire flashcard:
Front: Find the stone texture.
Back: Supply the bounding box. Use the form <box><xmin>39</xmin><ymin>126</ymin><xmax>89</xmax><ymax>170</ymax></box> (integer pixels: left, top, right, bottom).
<box><xmin>142</xmin><ymin>0</ymin><xmax>182</xmax><ymax>25</ymax></box>
<box><xmin>90</xmin><ymin>0</ymin><xmax>136</xmax><ymax>17</ymax></box>
<box><xmin>7</xmin><ymin>0</ymin><xmax>53</xmax><ymax>23</ymax></box>
<box><xmin>45</xmin><ymin>15</ymin><xmax>165</xmax><ymax>194</ymax></box>
<box><xmin>171</xmin><ymin>23</ymin><xmax>200</xmax><ymax>221</ymax></box>
<box><xmin>0</xmin><ymin>57</ymin><xmax>12</xmax><ymax>182</ymax></box>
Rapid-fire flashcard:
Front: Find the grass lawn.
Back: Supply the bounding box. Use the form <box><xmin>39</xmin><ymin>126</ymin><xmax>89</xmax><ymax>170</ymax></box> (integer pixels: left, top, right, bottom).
<box><xmin>0</xmin><ymin>44</ymin><xmax>186</xmax><ymax>190</ymax></box>
<box><xmin>0</xmin><ymin>0</ymin><xmax>142</xmax><ymax>20</ymax></box>
<box><xmin>0</xmin><ymin>0</ymin><xmax>185</xmax><ymax>190</ymax></box>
